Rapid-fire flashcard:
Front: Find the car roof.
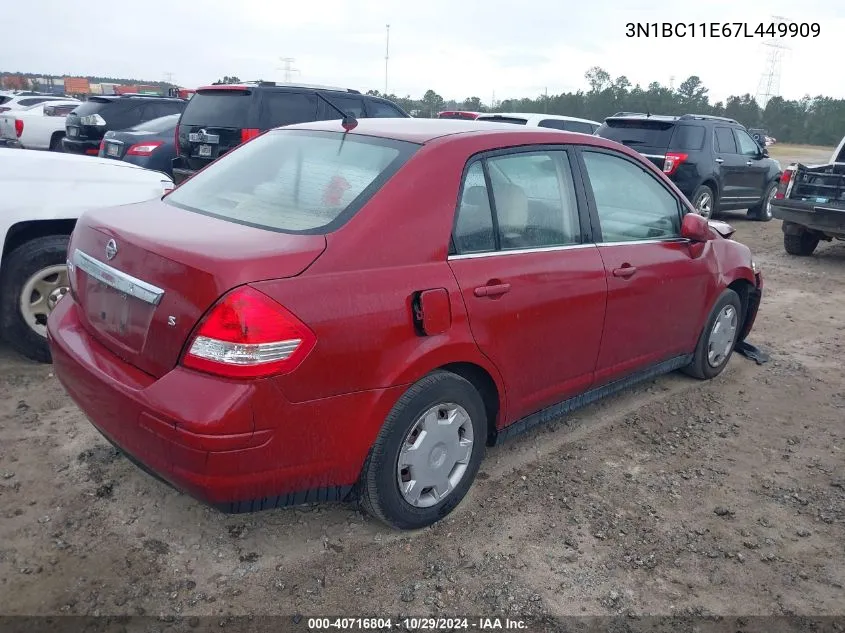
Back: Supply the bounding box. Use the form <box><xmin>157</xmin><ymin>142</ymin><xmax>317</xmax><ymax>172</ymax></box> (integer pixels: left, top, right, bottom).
<box><xmin>477</xmin><ymin>112</ymin><xmax>601</xmax><ymax>125</ymax></box>
<box><xmin>283</xmin><ymin>117</ymin><xmax>622</xmax><ymax>146</ymax></box>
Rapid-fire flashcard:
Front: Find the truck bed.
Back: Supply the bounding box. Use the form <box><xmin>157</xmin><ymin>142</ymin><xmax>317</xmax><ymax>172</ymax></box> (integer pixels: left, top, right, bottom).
<box><xmin>786</xmin><ymin>162</ymin><xmax>845</xmax><ymax>207</ymax></box>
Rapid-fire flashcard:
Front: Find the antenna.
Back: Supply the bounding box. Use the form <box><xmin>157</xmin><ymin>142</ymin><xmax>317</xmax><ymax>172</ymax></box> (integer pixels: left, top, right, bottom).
<box><xmin>384</xmin><ymin>24</ymin><xmax>390</xmax><ymax>96</ymax></box>
<box><xmin>756</xmin><ymin>15</ymin><xmax>791</xmax><ymax>109</ymax></box>
<box><xmin>277</xmin><ymin>57</ymin><xmax>300</xmax><ymax>83</ymax></box>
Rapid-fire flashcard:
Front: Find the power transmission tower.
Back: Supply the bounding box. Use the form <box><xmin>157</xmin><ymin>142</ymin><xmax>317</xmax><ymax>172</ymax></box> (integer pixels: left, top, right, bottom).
<box><xmin>756</xmin><ymin>16</ymin><xmax>791</xmax><ymax>109</ymax></box>
<box><xmin>163</xmin><ymin>71</ymin><xmax>174</xmax><ymax>85</ymax></box>
<box><xmin>669</xmin><ymin>76</ymin><xmax>675</xmax><ymax>91</ymax></box>
<box><xmin>278</xmin><ymin>57</ymin><xmax>300</xmax><ymax>83</ymax></box>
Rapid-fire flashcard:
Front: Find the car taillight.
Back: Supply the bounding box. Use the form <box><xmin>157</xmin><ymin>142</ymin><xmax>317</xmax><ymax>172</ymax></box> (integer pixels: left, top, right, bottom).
<box><xmin>14</xmin><ymin>119</ymin><xmax>23</xmax><ymax>137</ymax></box>
<box><xmin>98</xmin><ymin>139</ymin><xmax>105</xmax><ymax>153</ymax></box>
<box><xmin>181</xmin><ymin>286</ymin><xmax>316</xmax><ymax>379</ymax></box>
<box><xmin>174</xmin><ymin>124</ymin><xmax>180</xmax><ymax>156</ymax></box>
<box><xmin>774</xmin><ymin>169</ymin><xmax>793</xmax><ymax>200</ymax></box>
<box><xmin>126</xmin><ymin>141</ymin><xmax>164</xmax><ymax>156</ymax></box>
<box><xmin>241</xmin><ymin>128</ymin><xmax>260</xmax><ymax>143</ymax></box>
<box><xmin>663</xmin><ymin>152</ymin><xmax>688</xmax><ymax>176</ymax></box>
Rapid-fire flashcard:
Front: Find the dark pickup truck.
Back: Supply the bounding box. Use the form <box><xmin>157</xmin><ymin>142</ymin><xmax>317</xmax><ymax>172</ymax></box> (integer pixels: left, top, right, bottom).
<box><xmin>770</xmin><ymin>137</ymin><xmax>845</xmax><ymax>256</ymax></box>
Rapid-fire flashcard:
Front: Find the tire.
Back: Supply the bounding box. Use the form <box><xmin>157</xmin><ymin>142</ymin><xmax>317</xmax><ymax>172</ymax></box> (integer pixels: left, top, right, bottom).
<box><xmin>359</xmin><ymin>370</ymin><xmax>487</xmax><ymax>530</ymax></box>
<box><xmin>691</xmin><ymin>185</ymin><xmax>716</xmax><ymax>219</ymax></box>
<box><xmin>49</xmin><ymin>133</ymin><xmax>65</xmax><ymax>152</ymax></box>
<box><xmin>683</xmin><ymin>288</ymin><xmax>743</xmax><ymax>381</ymax></box>
<box><xmin>0</xmin><ymin>235</ymin><xmax>70</xmax><ymax>363</ymax></box>
<box><xmin>747</xmin><ymin>182</ymin><xmax>776</xmax><ymax>222</ymax></box>
<box><xmin>784</xmin><ymin>231</ymin><xmax>819</xmax><ymax>256</ymax></box>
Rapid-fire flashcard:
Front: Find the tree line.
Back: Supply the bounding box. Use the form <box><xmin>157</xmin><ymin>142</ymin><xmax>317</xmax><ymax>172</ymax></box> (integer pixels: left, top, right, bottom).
<box><xmin>367</xmin><ymin>66</ymin><xmax>845</xmax><ymax>147</ymax></box>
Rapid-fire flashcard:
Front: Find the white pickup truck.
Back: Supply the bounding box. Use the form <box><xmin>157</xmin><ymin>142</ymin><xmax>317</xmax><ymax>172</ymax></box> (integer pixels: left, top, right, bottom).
<box><xmin>0</xmin><ymin>149</ymin><xmax>173</xmax><ymax>362</ymax></box>
<box><xmin>0</xmin><ymin>100</ymin><xmax>81</xmax><ymax>151</ymax></box>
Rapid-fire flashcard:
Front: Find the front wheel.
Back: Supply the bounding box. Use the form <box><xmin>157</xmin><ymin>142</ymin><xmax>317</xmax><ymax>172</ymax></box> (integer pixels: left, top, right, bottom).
<box><xmin>359</xmin><ymin>371</ymin><xmax>487</xmax><ymax>530</ymax></box>
<box><xmin>0</xmin><ymin>235</ymin><xmax>70</xmax><ymax>363</ymax></box>
<box><xmin>747</xmin><ymin>182</ymin><xmax>776</xmax><ymax>221</ymax></box>
<box><xmin>684</xmin><ymin>289</ymin><xmax>742</xmax><ymax>380</ymax></box>
<box><xmin>691</xmin><ymin>185</ymin><xmax>716</xmax><ymax>219</ymax></box>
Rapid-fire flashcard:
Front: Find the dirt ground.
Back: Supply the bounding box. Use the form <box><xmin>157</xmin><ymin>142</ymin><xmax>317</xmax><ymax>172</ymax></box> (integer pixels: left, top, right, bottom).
<box><xmin>1</xmin><ymin>146</ymin><xmax>843</xmax><ymax>624</ymax></box>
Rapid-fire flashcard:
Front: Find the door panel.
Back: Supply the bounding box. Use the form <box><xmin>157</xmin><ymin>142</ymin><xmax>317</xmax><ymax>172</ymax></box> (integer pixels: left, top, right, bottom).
<box><xmin>733</xmin><ymin>128</ymin><xmax>769</xmax><ymax>202</ymax></box>
<box><xmin>448</xmin><ymin>149</ymin><xmax>606</xmax><ymax>423</ymax></box>
<box><xmin>595</xmin><ymin>241</ymin><xmax>713</xmax><ymax>382</ymax></box>
<box><xmin>713</xmin><ymin>126</ymin><xmax>749</xmax><ymax>206</ymax></box>
<box><xmin>449</xmin><ymin>248</ymin><xmax>607</xmax><ymax>421</ymax></box>
<box><xmin>579</xmin><ymin>148</ymin><xmax>715</xmax><ymax>384</ymax></box>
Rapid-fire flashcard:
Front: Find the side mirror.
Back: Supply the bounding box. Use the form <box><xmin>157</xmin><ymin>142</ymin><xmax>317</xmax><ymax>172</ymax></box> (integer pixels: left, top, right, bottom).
<box><xmin>681</xmin><ymin>212</ymin><xmax>711</xmax><ymax>242</ymax></box>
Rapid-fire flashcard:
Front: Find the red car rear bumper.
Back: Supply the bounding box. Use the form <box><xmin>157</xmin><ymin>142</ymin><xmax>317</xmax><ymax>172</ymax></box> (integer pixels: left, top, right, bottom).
<box><xmin>47</xmin><ymin>297</ymin><xmax>402</xmax><ymax>512</ymax></box>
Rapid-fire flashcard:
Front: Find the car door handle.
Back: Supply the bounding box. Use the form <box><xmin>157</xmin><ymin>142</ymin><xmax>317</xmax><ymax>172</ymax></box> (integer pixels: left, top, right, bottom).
<box><xmin>474</xmin><ymin>283</ymin><xmax>511</xmax><ymax>297</ymax></box>
<box><xmin>612</xmin><ymin>265</ymin><xmax>637</xmax><ymax>279</ymax></box>
<box><xmin>746</xmin><ymin>160</ymin><xmax>753</xmax><ymax>166</ymax></box>
<box><xmin>714</xmin><ymin>158</ymin><xmax>724</xmax><ymax>163</ymax></box>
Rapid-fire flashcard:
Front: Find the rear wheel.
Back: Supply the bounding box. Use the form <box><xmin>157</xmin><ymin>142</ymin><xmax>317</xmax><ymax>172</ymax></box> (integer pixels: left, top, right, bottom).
<box><xmin>747</xmin><ymin>182</ymin><xmax>776</xmax><ymax>221</ymax></box>
<box><xmin>691</xmin><ymin>185</ymin><xmax>716</xmax><ymax>219</ymax></box>
<box><xmin>0</xmin><ymin>236</ymin><xmax>70</xmax><ymax>363</ymax></box>
<box><xmin>359</xmin><ymin>371</ymin><xmax>487</xmax><ymax>530</ymax></box>
<box><xmin>684</xmin><ymin>289</ymin><xmax>742</xmax><ymax>380</ymax></box>
<box><xmin>784</xmin><ymin>230</ymin><xmax>819</xmax><ymax>256</ymax></box>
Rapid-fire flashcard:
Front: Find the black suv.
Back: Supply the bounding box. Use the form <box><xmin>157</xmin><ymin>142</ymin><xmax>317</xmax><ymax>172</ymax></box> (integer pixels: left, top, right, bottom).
<box><xmin>595</xmin><ymin>113</ymin><xmax>781</xmax><ymax>221</ymax></box>
<box><xmin>171</xmin><ymin>82</ymin><xmax>410</xmax><ymax>184</ymax></box>
<box><xmin>63</xmin><ymin>94</ymin><xmax>187</xmax><ymax>155</ymax></box>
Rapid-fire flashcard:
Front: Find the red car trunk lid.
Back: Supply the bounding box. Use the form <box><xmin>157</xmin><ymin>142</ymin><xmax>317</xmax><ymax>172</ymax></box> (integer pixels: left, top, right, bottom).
<box><xmin>68</xmin><ymin>200</ymin><xmax>326</xmax><ymax>378</ymax></box>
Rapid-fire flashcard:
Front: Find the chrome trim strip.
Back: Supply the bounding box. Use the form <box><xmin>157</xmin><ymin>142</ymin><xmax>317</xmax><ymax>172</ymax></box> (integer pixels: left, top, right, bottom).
<box><xmin>72</xmin><ymin>249</ymin><xmax>165</xmax><ymax>306</ymax></box>
<box><xmin>641</xmin><ymin>153</ymin><xmax>666</xmax><ymax>159</ymax></box>
<box><xmin>448</xmin><ymin>243</ymin><xmax>596</xmax><ymax>260</ymax></box>
<box><xmin>599</xmin><ymin>237</ymin><xmax>689</xmax><ymax>247</ymax></box>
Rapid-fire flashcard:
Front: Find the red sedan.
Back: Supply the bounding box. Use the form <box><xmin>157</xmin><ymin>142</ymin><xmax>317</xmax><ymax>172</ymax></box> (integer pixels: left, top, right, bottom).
<box><xmin>47</xmin><ymin>118</ymin><xmax>762</xmax><ymax>530</ymax></box>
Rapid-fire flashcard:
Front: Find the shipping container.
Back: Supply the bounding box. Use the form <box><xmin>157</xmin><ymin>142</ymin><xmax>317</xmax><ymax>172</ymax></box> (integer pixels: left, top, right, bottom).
<box><xmin>89</xmin><ymin>83</ymin><xmax>104</xmax><ymax>95</ymax></box>
<box><xmin>63</xmin><ymin>76</ymin><xmax>90</xmax><ymax>94</ymax></box>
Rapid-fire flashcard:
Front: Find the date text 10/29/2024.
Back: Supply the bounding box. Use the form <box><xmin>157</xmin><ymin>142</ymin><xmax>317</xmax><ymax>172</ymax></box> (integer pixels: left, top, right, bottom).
<box><xmin>306</xmin><ymin>618</ymin><xmax>528</xmax><ymax>630</ymax></box>
<box><xmin>626</xmin><ymin>22</ymin><xmax>820</xmax><ymax>38</ymax></box>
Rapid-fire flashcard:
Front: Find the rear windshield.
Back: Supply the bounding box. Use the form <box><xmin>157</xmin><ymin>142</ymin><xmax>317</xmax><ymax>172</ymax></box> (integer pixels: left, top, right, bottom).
<box><xmin>180</xmin><ymin>90</ymin><xmax>251</xmax><ymax>128</ymax></box>
<box><xmin>70</xmin><ymin>99</ymin><xmax>112</xmax><ymax>118</ymax></box>
<box><xmin>597</xmin><ymin>119</ymin><xmax>676</xmax><ymax>148</ymax></box>
<box><xmin>670</xmin><ymin>124</ymin><xmax>706</xmax><ymax>150</ymax></box>
<box><xmin>165</xmin><ymin>129</ymin><xmax>419</xmax><ymax>233</ymax></box>
<box><xmin>130</xmin><ymin>113</ymin><xmax>180</xmax><ymax>133</ymax></box>
<box><xmin>477</xmin><ymin>116</ymin><xmax>527</xmax><ymax>125</ymax></box>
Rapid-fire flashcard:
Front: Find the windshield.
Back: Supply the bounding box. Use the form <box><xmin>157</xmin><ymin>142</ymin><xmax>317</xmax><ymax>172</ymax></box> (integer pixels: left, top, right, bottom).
<box><xmin>597</xmin><ymin>119</ymin><xmax>676</xmax><ymax>148</ymax></box>
<box><xmin>180</xmin><ymin>90</ymin><xmax>252</xmax><ymax>128</ymax></box>
<box><xmin>165</xmin><ymin>129</ymin><xmax>419</xmax><ymax>233</ymax></box>
<box><xmin>129</xmin><ymin>113</ymin><xmax>180</xmax><ymax>133</ymax></box>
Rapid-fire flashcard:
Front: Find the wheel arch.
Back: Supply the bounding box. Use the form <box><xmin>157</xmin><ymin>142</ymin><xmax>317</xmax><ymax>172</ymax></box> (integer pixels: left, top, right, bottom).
<box><xmin>438</xmin><ymin>361</ymin><xmax>502</xmax><ymax>445</ymax></box>
<box><xmin>2</xmin><ymin>219</ymin><xmax>76</xmax><ymax>264</ymax></box>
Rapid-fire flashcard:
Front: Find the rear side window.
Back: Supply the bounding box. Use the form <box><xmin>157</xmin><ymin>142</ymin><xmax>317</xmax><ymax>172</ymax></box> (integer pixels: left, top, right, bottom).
<box><xmin>366</xmin><ymin>100</ymin><xmax>405</xmax><ymax>118</ymax></box>
<box><xmin>453</xmin><ymin>162</ymin><xmax>496</xmax><ymax>253</ymax></box>
<box><xmin>477</xmin><ymin>116</ymin><xmax>527</xmax><ymax>125</ymax></box>
<box><xmin>670</xmin><ymin>125</ymin><xmax>705</xmax><ymax>150</ymax></box>
<box><xmin>181</xmin><ymin>90</ymin><xmax>252</xmax><ymax>128</ymax></box>
<box><xmin>260</xmin><ymin>92</ymin><xmax>318</xmax><ymax>128</ymax></box>
<box><xmin>319</xmin><ymin>95</ymin><xmax>366</xmax><ymax>119</ymax></box>
<box><xmin>539</xmin><ymin>119</ymin><xmax>595</xmax><ymax>134</ymax></box>
<box><xmin>714</xmin><ymin>127</ymin><xmax>738</xmax><ymax>153</ymax></box>
<box><xmin>18</xmin><ymin>98</ymin><xmax>48</xmax><ymax>107</ymax></box>
<box><xmin>164</xmin><ymin>129</ymin><xmax>418</xmax><ymax>233</ymax></box>
<box><xmin>596</xmin><ymin>119</ymin><xmax>675</xmax><ymax>148</ymax></box>
<box><xmin>0</xmin><ymin>96</ymin><xmax>9</xmax><ymax>105</ymax></box>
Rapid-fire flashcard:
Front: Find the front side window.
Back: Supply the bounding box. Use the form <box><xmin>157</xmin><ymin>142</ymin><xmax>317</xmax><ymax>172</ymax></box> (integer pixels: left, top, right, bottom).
<box><xmin>165</xmin><ymin>129</ymin><xmax>418</xmax><ymax>233</ymax></box>
<box><xmin>734</xmin><ymin>128</ymin><xmax>761</xmax><ymax>156</ymax></box>
<box><xmin>366</xmin><ymin>100</ymin><xmax>405</xmax><ymax>118</ymax></box>
<box><xmin>581</xmin><ymin>150</ymin><xmax>681</xmax><ymax>243</ymax></box>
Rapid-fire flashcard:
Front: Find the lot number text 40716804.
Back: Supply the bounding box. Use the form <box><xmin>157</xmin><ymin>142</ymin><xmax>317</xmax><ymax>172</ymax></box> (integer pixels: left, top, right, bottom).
<box><xmin>625</xmin><ymin>22</ymin><xmax>820</xmax><ymax>38</ymax></box>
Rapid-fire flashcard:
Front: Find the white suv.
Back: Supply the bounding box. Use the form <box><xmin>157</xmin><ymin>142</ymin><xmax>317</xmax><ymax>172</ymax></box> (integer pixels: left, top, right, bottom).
<box><xmin>474</xmin><ymin>112</ymin><xmax>601</xmax><ymax>134</ymax></box>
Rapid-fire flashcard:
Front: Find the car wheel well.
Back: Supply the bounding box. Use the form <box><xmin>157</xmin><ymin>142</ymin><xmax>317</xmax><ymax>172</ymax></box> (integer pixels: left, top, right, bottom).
<box><xmin>439</xmin><ymin>362</ymin><xmax>500</xmax><ymax>445</ymax></box>
<box><xmin>727</xmin><ymin>278</ymin><xmax>752</xmax><ymax>323</ymax></box>
<box><xmin>2</xmin><ymin>220</ymin><xmax>76</xmax><ymax>263</ymax></box>
<box><xmin>50</xmin><ymin>130</ymin><xmax>65</xmax><ymax>145</ymax></box>
<box><xmin>700</xmin><ymin>178</ymin><xmax>719</xmax><ymax>199</ymax></box>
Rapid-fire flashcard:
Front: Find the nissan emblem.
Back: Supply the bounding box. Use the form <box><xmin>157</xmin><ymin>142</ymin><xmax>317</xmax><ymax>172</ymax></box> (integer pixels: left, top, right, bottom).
<box><xmin>105</xmin><ymin>239</ymin><xmax>118</xmax><ymax>260</ymax></box>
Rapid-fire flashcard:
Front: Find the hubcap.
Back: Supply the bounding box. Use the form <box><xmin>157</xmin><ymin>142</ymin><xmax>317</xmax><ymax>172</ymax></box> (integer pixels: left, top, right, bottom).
<box><xmin>396</xmin><ymin>403</ymin><xmax>474</xmax><ymax>508</ymax></box>
<box><xmin>707</xmin><ymin>305</ymin><xmax>738</xmax><ymax>368</ymax></box>
<box><xmin>695</xmin><ymin>192</ymin><xmax>712</xmax><ymax>218</ymax></box>
<box><xmin>20</xmin><ymin>264</ymin><xmax>69</xmax><ymax>338</ymax></box>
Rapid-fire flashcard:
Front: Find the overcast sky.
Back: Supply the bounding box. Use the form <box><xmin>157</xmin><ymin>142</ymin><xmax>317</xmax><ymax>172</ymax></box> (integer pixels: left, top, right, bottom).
<box><xmin>4</xmin><ymin>0</ymin><xmax>843</xmax><ymax>104</ymax></box>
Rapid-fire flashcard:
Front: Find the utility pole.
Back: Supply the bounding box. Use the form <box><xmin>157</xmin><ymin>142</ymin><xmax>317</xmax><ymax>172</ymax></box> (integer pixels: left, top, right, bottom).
<box><xmin>385</xmin><ymin>24</ymin><xmax>390</xmax><ymax>96</ymax></box>
<box><xmin>491</xmin><ymin>90</ymin><xmax>496</xmax><ymax>111</ymax></box>
<box><xmin>544</xmin><ymin>86</ymin><xmax>548</xmax><ymax>113</ymax></box>
<box><xmin>164</xmin><ymin>71</ymin><xmax>174</xmax><ymax>86</ymax></box>
<box><xmin>669</xmin><ymin>75</ymin><xmax>675</xmax><ymax>91</ymax></box>
<box><xmin>278</xmin><ymin>57</ymin><xmax>299</xmax><ymax>83</ymax></box>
